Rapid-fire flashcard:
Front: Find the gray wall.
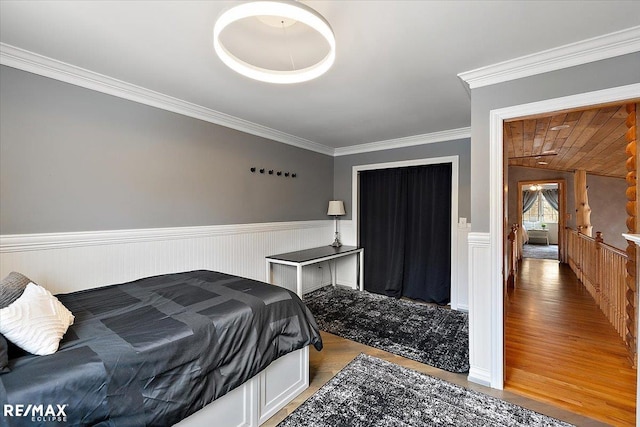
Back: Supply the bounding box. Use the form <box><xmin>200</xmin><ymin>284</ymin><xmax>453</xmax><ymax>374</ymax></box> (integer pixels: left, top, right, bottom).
<box><xmin>0</xmin><ymin>66</ymin><xmax>334</xmax><ymax>234</ymax></box>
<box><xmin>471</xmin><ymin>52</ymin><xmax>640</xmax><ymax>232</ymax></box>
<box><xmin>333</xmin><ymin>139</ymin><xmax>471</xmax><ymax>221</ymax></box>
<box><xmin>588</xmin><ymin>174</ymin><xmax>628</xmax><ymax>250</ymax></box>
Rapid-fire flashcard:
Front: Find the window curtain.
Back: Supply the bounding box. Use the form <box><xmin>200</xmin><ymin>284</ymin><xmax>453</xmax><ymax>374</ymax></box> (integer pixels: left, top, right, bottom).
<box><xmin>359</xmin><ymin>164</ymin><xmax>452</xmax><ymax>304</ymax></box>
<box><xmin>542</xmin><ymin>189</ymin><xmax>559</xmax><ymax>211</ymax></box>
<box><xmin>522</xmin><ymin>190</ymin><xmax>537</xmax><ymax>213</ymax></box>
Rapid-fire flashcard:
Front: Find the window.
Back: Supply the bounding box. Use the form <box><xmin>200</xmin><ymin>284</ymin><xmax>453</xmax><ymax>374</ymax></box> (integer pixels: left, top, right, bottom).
<box><xmin>523</xmin><ymin>192</ymin><xmax>558</xmax><ymax>223</ymax></box>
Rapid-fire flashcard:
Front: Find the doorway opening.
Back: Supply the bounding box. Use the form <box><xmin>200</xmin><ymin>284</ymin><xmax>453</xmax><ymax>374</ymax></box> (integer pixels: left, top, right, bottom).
<box><xmin>501</xmin><ymin>100</ymin><xmax>638</xmax><ymax>424</ymax></box>
<box><xmin>518</xmin><ymin>180</ymin><xmax>565</xmax><ymax>262</ymax></box>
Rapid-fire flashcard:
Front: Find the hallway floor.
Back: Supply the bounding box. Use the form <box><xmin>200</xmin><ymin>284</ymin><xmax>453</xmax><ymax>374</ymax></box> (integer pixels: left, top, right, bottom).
<box><xmin>505</xmin><ymin>258</ymin><xmax>637</xmax><ymax>426</ymax></box>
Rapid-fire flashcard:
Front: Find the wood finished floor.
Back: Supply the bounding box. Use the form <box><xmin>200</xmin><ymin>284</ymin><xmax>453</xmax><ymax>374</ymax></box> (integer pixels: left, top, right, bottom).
<box><xmin>505</xmin><ymin>258</ymin><xmax>637</xmax><ymax>426</ymax></box>
<box><xmin>264</xmin><ymin>332</ymin><xmax>607</xmax><ymax>426</ymax></box>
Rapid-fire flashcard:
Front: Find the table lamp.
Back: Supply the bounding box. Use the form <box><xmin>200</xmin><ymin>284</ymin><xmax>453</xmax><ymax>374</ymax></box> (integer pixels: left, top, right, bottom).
<box><xmin>327</xmin><ymin>200</ymin><xmax>346</xmax><ymax>247</ymax></box>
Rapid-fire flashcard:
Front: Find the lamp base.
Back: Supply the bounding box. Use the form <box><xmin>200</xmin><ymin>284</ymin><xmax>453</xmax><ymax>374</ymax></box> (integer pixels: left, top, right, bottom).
<box><xmin>330</xmin><ymin>231</ymin><xmax>342</xmax><ymax>247</ymax></box>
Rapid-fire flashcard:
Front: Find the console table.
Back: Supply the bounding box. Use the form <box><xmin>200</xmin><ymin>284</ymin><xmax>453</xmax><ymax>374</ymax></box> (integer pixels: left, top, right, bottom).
<box><xmin>528</xmin><ymin>229</ymin><xmax>549</xmax><ymax>245</ymax></box>
<box><xmin>265</xmin><ymin>246</ymin><xmax>364</xmax><ymax>298</ymax></box>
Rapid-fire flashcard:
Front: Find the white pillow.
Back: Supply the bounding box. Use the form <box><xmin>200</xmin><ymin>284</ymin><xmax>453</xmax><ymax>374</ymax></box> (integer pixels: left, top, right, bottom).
<box><xmin>0</xmin><ymin>283</ymin><xmax>74</xmax><ymax>355</ymax></box>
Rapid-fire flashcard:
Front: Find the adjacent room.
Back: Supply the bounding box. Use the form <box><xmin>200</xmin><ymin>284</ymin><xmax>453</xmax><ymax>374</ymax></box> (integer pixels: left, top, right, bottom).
<box><xmin>504</xmin><ymin>103</ymin><xmax>637</xmax><ymax>425</ymax></box>
<box><xmin>1</xmin><ymin>1</ymin><xmax>639</xmax><ymax>426</ymax></box>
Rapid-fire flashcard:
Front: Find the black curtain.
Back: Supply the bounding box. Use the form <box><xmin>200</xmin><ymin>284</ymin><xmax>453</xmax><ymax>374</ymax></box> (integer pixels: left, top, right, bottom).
<box><xmin>359</xmin><ymin>163</ymin><xmax>452</xmax><ymax>304</ymax></box>
<box><xmin>359</xmin><ymin>168</ymin><xmax>407</xmax><ymax>298</ymax></box>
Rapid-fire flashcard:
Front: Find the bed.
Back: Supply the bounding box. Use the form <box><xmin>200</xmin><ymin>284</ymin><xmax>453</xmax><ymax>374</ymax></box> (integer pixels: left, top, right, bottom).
<box><xmin>0</xmin><ymin>270</ymin><xmax>322</xmax><ymax>426</ymax></box>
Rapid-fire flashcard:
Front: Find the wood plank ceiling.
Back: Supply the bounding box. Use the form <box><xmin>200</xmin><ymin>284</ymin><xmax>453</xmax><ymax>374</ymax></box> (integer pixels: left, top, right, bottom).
<box><xmin>505</xmin><ymin>104</ymin><xmax>629</xmax><ymax>178</ymax></box>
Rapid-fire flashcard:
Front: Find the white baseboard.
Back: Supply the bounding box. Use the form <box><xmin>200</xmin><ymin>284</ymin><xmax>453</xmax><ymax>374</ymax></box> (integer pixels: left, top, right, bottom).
<box><xmin>467</xmin><ymin>367</ymin><xmax>492</xmax><ymax>387</ymax></box>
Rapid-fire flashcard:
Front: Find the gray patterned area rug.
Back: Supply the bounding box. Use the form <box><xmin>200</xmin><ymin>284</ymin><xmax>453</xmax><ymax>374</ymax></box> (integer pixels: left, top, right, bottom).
<box><xmin>277</xmin><ymin>354</ymin><xmax>573</xmax><ymax>427</ymax></box>
<box><xmin>522</xmin><ymin>243</ymin><xmax>559</xmax><ymax>260</ymax></box>
<box><xmin>304</xmin><ymin>286</ymin><xmax>469</xmax><ymax>373</ymax></box>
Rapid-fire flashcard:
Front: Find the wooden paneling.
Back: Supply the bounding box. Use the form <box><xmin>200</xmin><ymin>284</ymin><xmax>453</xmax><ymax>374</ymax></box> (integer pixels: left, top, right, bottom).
<box><xmin>506</xmin><ymin>105</ymin><xmax>630</xmax><ymax>178</ymax></box>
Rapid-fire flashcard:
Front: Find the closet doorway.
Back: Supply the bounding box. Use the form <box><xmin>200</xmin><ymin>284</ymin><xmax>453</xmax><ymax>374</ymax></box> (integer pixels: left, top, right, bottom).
<box><xmin>352</xmin><ymin>156</ymin><xmax>459</xmax><ymax>305</ymax></box>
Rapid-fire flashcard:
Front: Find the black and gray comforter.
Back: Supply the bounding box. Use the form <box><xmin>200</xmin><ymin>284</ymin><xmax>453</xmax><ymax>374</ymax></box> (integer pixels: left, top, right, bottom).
<box><xmin>0</xmin><ymin>270</ymin><xmax>322</xmax><ymax>426</ymax></box>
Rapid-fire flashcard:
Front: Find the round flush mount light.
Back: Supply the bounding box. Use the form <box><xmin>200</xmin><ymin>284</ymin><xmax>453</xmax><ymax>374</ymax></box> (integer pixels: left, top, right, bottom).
<box><xmin>213</xmin><ymin>1</ymin><xmax>336</xmax><ymax>84</ymax></box>
<box><xmin>550</xmin><ymin>124</ymin><xmax>570</xmax><ymax>131</ymax></box>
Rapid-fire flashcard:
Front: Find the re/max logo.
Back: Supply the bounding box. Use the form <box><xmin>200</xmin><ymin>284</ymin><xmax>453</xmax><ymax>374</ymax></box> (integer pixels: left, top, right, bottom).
<box><xmin>3</xmin><ymin>404</ymin><xmax>68</xmax><ymax>417</ymax></box>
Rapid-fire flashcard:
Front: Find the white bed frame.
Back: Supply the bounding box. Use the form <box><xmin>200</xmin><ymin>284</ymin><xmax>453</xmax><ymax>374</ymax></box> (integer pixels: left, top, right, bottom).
<box><xmin>176</xmin><ymin>346</ymin><xmax>309</xmax><ymax>427</ymax></box>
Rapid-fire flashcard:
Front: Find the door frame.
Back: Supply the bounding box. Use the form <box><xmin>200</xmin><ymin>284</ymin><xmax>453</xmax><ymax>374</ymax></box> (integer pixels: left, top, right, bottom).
<box><xmin>517</xmin><ymin>179</ymin><xmax>566</xmax><ymax>262</ymax></box>
<box><xmin>351</xmin><ymin>156</ymin><xmax>460</xmax><ymax>307</ymax></box>
<box><xmin>486</xmin><ymin>83</ymin><xmax>640</xmax><ymax>389</ymax></box>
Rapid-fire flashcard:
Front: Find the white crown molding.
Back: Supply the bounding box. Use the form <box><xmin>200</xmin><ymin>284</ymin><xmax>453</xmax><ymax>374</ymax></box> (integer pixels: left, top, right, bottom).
<box><xmin>0</xmin><ymin>220</ymin><xmax>331</xmax><ymax>252</ymax></box>
<box><xmin>458</xmin><ymin>26</ymin><xmax>640</xmax><ymax>89</ymax></box>
<box><xmin>334</xmin><ymin>127</ymin><xmax>471</xmax><ymax>157</ymax></box>
<box><xmin>0</xmin><ymin>43</ymin><xmax>334</xmax><ymax>156</ymax></box>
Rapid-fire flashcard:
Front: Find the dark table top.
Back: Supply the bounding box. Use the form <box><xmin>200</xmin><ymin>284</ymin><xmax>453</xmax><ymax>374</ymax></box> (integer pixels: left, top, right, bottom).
<box><xmin>266</xmin><ymin>245</ymin><xmax>361</xmax><ymax>263</ymax></box>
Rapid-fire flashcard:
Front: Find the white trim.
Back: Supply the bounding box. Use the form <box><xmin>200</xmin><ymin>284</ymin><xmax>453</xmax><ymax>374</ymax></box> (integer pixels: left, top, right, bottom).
<box><xmin>487</xmin><ymin>82</ymin><xmax>640</xmax><ymax>390</ymax></box>
<box><xmin>0</xmin><ymin>220</ymin><xmax>330</xmax><ymax>252</ymax></box>
<box><xmin>334</xmin><ymin>127</ymin><xmax>471</xmax><ymax>156</ymax></box>
<box><xmin>623</xmin><ymin>233</ymin><xmax>640</xmax><ymax>246</ymax></box>
<box><xmin>454</xmin><ymin>222</ymin><xmax>472</xmax><ymax>311</ymax></box>
<box><xmin>0</xmin><ymin>43</ymin><xmax>334</xmax><ymax>156</ymax></box>
<box><xmin>467</xmin><ymin>231</ymin><xmax>492</xmax><ymax>387</ymax></box>
<box><xmin>458</xmin><ymin>26</ymin><xmax>640</xmax><ymax>89</ymax></box>
<box><xmin>467</xmin><ymin>367</ymin><xmax>492</xmax><ymax>388</ymax></box>
<box><xmin>351</xmin><ymin>156</ymin><xmax>459</xmax><ymax>307</ymax></box>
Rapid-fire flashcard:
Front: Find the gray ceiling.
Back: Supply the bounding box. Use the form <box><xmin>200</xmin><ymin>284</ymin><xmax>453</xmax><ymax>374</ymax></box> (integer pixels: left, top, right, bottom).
<box><xmin>1</xmin><ymin>1</ymin><xmax>639</xmax><ymax>149</ymax></box>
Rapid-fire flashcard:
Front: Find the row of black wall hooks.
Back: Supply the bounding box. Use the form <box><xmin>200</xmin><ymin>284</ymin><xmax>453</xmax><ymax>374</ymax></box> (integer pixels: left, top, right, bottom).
<box><xmin>250</xmin><ymin>167</ymin><xmax>297</xmax><ymax>178</ymax></box>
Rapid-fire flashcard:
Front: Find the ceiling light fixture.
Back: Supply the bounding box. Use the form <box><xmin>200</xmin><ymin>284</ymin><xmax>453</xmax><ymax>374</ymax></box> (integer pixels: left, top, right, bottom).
<box><xmin>213</xmin><ymin>1</ymin><xmax>336</xmax><ymax>84</ymax></box>
<box><xmin>550</xmin><ymin>124</ymin><xmax>570</xmax><ymax>131</ymax></box>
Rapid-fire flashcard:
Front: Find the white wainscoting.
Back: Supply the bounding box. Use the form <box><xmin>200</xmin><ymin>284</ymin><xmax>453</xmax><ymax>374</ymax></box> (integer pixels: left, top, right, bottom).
<box><xmin>467</xmin><ymin>232</ymin><xmax>493</xmax><ymax>387</ymax></box>
<box><xmin>335</xmin><ymin>220</ymin><xmax>358</xmax><ymax>288</ymax></box>
<box><xmin>0</xmin><ymin>221</ymin><xmax>335</xmax><ymax>295</ymax></box>
<box><xmin>453</xmin><ymin>223</ymin><xmax>472</xmax><ymax>311</ymax></box>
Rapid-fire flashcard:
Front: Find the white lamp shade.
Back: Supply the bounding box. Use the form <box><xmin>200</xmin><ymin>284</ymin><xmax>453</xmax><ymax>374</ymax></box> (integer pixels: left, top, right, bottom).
<box><xmin>327</xmin><ymin>200</ymin><xmax>346</xmax><ymax>216</ymax></box>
